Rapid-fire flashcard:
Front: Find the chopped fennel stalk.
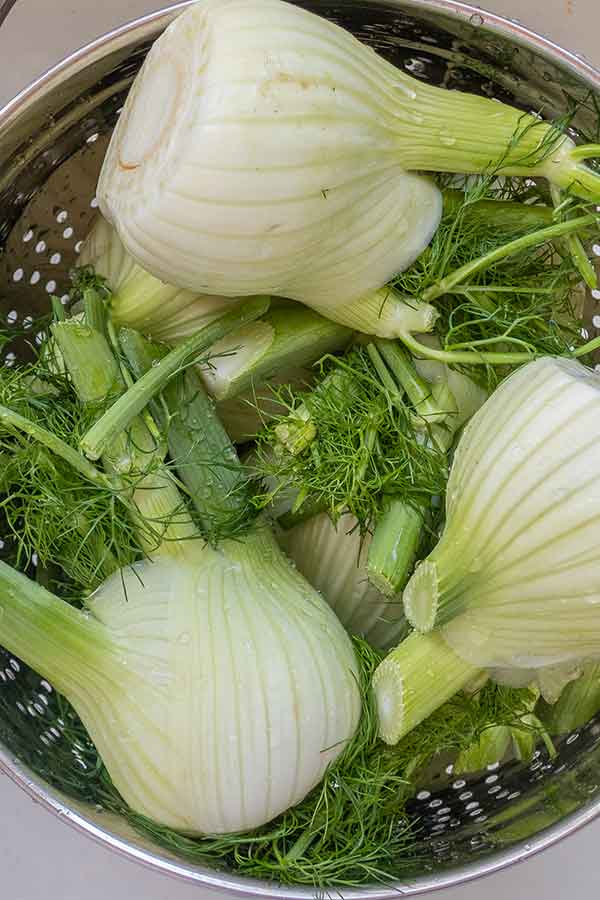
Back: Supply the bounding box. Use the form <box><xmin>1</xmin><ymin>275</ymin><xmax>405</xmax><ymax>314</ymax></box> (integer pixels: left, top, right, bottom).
<box><xmin>199</xmin><ymin>303</ymin><xmax>351</xmax><ymax>402</ymax></box>
<box><xmin>366</xmin><ymin>499</ymin><xmax>424</xmax><ymax>599</ymax></box>
<box><xmin>373</xmin><ymin>632</ymin><xmax>482</xmax><ymax>744</ymax></box>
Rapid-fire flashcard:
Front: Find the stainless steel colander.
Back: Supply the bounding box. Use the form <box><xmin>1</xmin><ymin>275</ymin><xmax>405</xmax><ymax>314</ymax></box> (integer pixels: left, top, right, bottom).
<box><xmin>1</xmin><ymin>1</ymin><xmax>600</xmax><ymax>895</ymax></box>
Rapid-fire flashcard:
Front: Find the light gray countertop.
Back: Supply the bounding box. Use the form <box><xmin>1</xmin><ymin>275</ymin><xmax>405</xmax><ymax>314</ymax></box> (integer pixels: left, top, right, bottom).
<box><xmin>1</xmin><ymin>1</ymin><xmax>600</xmax><ymax>897</ymax></box>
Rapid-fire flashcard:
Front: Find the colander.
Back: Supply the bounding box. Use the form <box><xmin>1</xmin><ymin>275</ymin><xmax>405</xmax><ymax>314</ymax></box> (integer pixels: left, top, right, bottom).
<box><xmin>1</xmin><ymin>0</ymin><xmax>600</xmax><ymax>895</ymax></box>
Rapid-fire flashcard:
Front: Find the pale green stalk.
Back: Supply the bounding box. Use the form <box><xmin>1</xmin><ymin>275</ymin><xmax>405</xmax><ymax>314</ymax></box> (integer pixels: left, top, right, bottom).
<box><xmin>0</xmin><ymin>561</ymin><xmax>118</xmax><ymax>700</ymax></box>
<box><xmin>120</xmin><ymin>327</ymin><xmax>250</xmax><ymax>541</ymax></box>
<box><xmin>373</xmin><ymin>631</ymin><xmax>481</xmax><ymax>744</ymax></box>
<box><xmin>52</xmin><ymin>319</ymin><xmax>198</xmax><ymax>556</ymax></box>
<box><xmin>80</xmin><ymin>297</ymin><xmax>269</xmax><ymax>462</ymax></box>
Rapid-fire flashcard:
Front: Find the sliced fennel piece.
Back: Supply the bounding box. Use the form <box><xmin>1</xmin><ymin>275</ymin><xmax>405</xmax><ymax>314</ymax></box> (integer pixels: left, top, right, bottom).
<box><xmin>98</xmin><ymin>0</ymin><xmax>600</xmax><ymax>316</ymax></box>
<box><xmin>279</xmin><ymin>512</ymin><xmax>408</xmax><ymax>650</ymax></box>
<box><xmin>0</xmin><ymin>528</ymin><xmax>360</xmax><ymax>834</ymax></box>
<box><xmin>403</xmin><ymin>357</ymin><xmax>600</xmax><ymax>670</ymax></box>
<box><xmin>199</xmin><ymin>303</ymin><xmax>351</xmax><ymax>401</ymax></box>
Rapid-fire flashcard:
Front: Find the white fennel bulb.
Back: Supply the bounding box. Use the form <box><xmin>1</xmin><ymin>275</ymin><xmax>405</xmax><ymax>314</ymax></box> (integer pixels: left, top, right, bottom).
<box><xmin>0</xmin><ymin>528</ymin><xmax>360</xmax><ymax>834</ymax></box>
<box><xmin>404</xmin><ymin>356</ymin><xmax>600</xmax><ymax>668</ymax></box>
<box><xmin>374</xmin><ymin>357</ymin><xmax>600</xmax><ymax>744</ymax></box>
<box><xmin>279</xmin><ymin>513</ymin><xmax>407</xmax><ymax>649</ymax></box>
<box><xmin>80</xmin><ymin>216</ymin><xmax>233</xmax><ymax>343</ymax></box>
<box><xmin>97</xmin><ymin>0</ymin><xmax>443</xmax><ymax>317</ymax></box>
<box><xmin>97</xmin><ymin>0</ymin><xmax>600</xmax><ymax>325</ymax></box>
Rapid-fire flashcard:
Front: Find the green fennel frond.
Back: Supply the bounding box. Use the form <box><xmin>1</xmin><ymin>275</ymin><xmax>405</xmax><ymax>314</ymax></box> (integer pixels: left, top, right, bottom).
<box><xmin>253</xmin><ymin>347</ymin><xmax>448</xmax><ymax>531</ymax></box>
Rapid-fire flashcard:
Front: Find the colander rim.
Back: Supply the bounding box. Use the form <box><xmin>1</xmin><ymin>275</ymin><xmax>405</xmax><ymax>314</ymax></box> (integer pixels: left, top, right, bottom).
<box><xmin>1</xmin><ymin>1</ymin><xmax>600</xmax><ymax>896</ymax></box>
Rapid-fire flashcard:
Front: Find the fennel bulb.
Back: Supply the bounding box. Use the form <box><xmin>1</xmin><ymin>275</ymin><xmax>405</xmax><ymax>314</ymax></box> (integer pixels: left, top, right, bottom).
<box><xmin>0</xmin><ymin>530</ymin><xmax>360</xmax><ymax>834</ymax></box>
<box><xmin>0</xmin><ymin>300</ymin><xmax>361</xmax><ymax>834</ymax></box>
<box><xmin>97</xmin><ymin>0</ymin><xmax>600</xmax><ymax>327</ymax></box>
<box><xmin>279</xmin><ymin>513</ymin><xmax>407</xmax><ymax>649</ymax></box>
<box><xmin>97</xmin><ymin>0</ymin><xmax>443</xmax><ymax>320</ymax></box>
<box><xmin>374</xmin><ymin>356</ymin><xmax>600</xmax><ymax>744</ymax></box>
<box><xmin>405</xmin><ymin>356</ymin><xmax>600</xmax><ymax>668</ymax></box>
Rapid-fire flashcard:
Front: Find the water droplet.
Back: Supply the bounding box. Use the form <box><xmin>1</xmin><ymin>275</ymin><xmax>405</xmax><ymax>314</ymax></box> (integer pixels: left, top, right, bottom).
<box><xmin>469</xmin><ymin>13</ymin><xmax>485</xmax><ymax>26</ymax></box>
<box><xmin>177</xmin><ymin>632</ymin><xmax>191</xmax><ymax>645</ymax></box>
<box><xmin>440</xmin><ymin>135</ymin><xmax>457</xmax><ymax>147</ymax></box>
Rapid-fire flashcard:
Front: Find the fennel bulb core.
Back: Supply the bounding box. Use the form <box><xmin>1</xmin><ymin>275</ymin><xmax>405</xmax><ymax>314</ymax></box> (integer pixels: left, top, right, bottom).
<box><xmin>405</xmin><ymin>356</ymin><xmax>600</xmax><ymax>670</ymax></box>
<box><xmin>0</xmin><ymin>529</ymin><xmax>360</xmax><ymax>834</ymax></box>
<box><xmin>97</xmin><ymin>0</ymin><xmax>442</xmax><ymax>309</ymax></box>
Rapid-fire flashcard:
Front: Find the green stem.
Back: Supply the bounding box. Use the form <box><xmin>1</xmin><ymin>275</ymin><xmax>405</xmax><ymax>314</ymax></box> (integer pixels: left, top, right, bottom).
<box><xmin>399</xmin><ymin>328</ymin><xmax>600</xmax><ymax>367</ymax></box>
<box><xmin>367</xmin><ymin>498</ymin><xmax>424</xmax><ymax>597</ymax></box>
<box><xmin>51</xmin><ymin>321</ymin><xmax>122</xmax><ymax>403</ymax></box>
<box><xmin>366</xmin><ymin>343</ymin><xmax>405</xmax><ymax>410</ymax></box>
<box><xmin>83</xmin><ymin>287</ymin><xmax>108</xmax><ymax>337</ymax></box>
<box><xmin>389</xmin><ymin>73</ymin><xmax>600</xmax><ymax>200</ymax></box>
<box><xmin>51</xmin><ymin>296</ymin><xmax>66</xmax><ymax>322</ymax></box>
<box><xmin>120</xmin><ymin>328</ymin><xmax>250</xmax><ymax>541</ymax></box>
<box><xmin>53</xmin><ymin>321</ymin><xmax>197</xmax><ymax>555</ymax></box>
<box><xmin>550</xmin><ymin>184</ymin><xmax>598</xmax><ymax>291</ymax></box>
<box><xmin>0</xmin><ymin>560</ymin><xmax>113</xmax><ymax>698</ymax></box>
<box><xmin>442</xmin><ymin>191</ymin><xmax>554</xmax><ymax>231</ymax></box>
<box><xmin>81</xmin><ymin>297</ymin><xmax>269</xmax><ymax>462</ymax></box>
<box><xmin>374</xmin><ymin>340</ymin><xmax>456</xmax><ymax>425</ymax></box>
<box><xmin>372</xmin><ymin>631</ymin><xmax>481</xmax><ymax>744</ymax></box>
<box><xmin>567</xmin><ymin>234</ymin><xmax>598</xmax><ymax>290</ymax></box>
<box><xmin>423</xmin><ymin>214</ymin><xmax>597</xmax><ymax>302</ymax></box>
<box><xmin>0</xmin><ymin>403</ymin><xmax>106</xmax><ymax>486</ymax></box>
<box><xmin>569</xmin><ymin>143</ymin><xmax>600</xmax><ymax>162</ymax></box>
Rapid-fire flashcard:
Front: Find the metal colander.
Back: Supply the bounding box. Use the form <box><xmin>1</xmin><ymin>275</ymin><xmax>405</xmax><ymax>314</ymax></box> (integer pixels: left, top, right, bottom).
<box><xmin>1</xmin><ymin>1</ymin><xmax>600</xmax><ymax>895</ymax></box>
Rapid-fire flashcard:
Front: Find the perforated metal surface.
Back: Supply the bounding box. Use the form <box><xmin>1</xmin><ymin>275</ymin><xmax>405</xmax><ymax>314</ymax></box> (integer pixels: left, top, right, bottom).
<box><xmin>1</xmin><ymin>2</ymin><xmax>600</xmax><ymax>895</ymax></box>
